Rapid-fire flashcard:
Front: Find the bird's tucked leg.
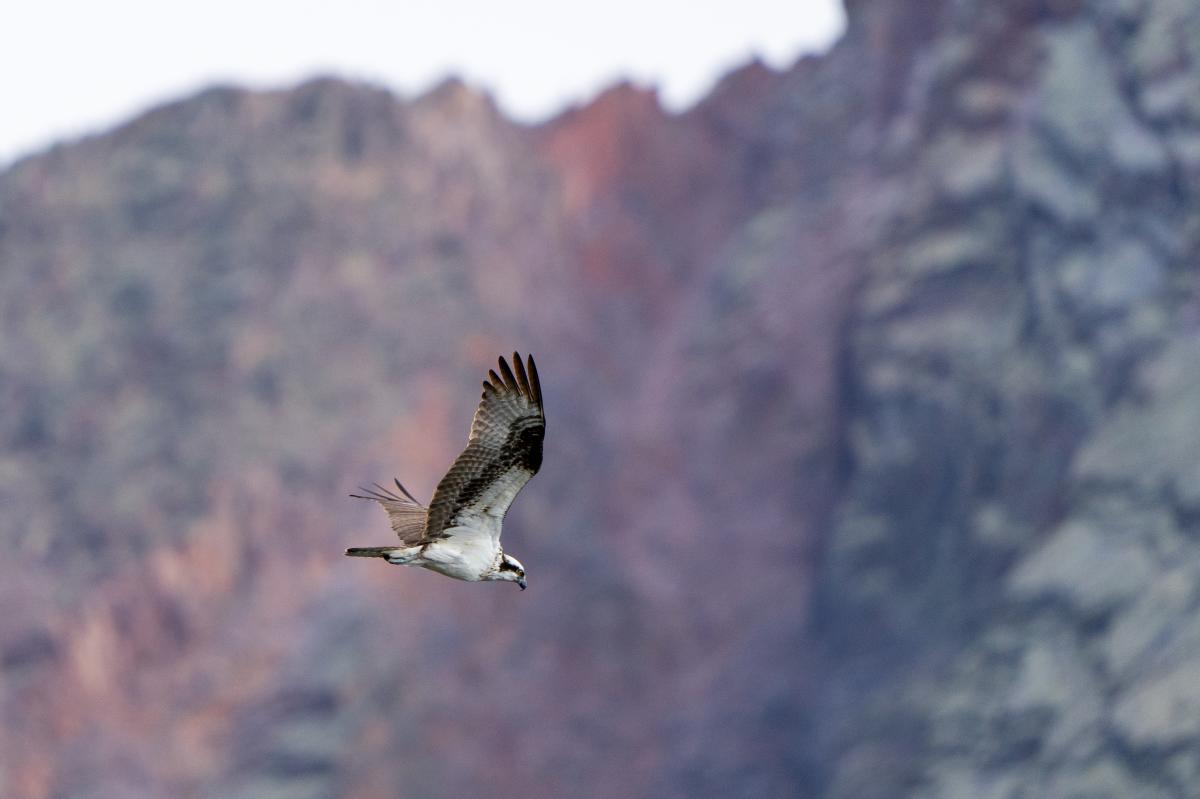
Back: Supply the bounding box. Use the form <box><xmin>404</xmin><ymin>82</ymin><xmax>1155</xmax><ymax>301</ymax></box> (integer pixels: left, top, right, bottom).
<box><xmin>385</xmin><ymin>547</ymin><xmax>421</xmax><ymax>565</ymax></box>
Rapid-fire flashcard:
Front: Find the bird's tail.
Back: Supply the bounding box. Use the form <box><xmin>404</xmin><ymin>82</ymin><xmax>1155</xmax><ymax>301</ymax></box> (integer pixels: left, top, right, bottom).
<box><xmin>344</xmin><ymin>546</ymin><xmax>403</xmax><ymax>559</ymax></box>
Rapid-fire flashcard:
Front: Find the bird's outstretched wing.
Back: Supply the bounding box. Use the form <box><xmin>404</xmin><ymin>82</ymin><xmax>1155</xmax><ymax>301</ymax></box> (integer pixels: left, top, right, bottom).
<box><xmin>425</xmin><ymin>352</ymin><xmax>545</xmax><ymax>544</ymax></box>
<box><xmin>349</xmin><ymin>479</ymin><xmax>428</xmax><ymax>545</ymax></box>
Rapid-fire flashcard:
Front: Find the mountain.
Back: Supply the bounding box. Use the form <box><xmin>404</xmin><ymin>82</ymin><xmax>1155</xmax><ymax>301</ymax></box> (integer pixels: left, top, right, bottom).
<box><xmin>2</xmin><ymin>1</ymin><xmax>1200</xmax><ymax>797</ymax></box>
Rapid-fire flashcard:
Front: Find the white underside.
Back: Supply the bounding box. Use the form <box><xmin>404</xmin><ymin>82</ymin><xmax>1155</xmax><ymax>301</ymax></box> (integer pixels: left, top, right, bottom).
<box><xmin>389</xmin><ymin>515</ymin><xmax>503</xmax><ymax>581</ymax></box>
<box><xmin>386</xmin><ymin>470</ymin><xmax>527</xmax><ymax>581</ymax></box>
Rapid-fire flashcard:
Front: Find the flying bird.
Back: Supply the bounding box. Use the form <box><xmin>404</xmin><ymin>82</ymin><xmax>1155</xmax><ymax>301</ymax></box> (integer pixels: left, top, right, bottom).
<box><xmin>345</xmin><ymin>352</ymin><xmax>544</xmax><ymax>589</ymax></box>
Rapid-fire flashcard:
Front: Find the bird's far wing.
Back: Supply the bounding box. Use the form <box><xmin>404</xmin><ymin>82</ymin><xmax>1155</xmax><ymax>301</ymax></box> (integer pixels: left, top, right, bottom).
<box><xmin>425</xmin><ymin>352</ymin><xmax>545</xmax><ymax>544</ymax></box>
<box><xmin>350</xmin><ymin>479</ymin><xmax>429</xmax><ymax>545</ymax></box>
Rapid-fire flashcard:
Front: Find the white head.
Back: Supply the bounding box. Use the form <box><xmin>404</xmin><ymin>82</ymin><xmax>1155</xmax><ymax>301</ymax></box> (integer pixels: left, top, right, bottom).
<box><xmin>492</xmin><ymin>552</ymin><xmax>527</xmax><ymax>590</ymax></box>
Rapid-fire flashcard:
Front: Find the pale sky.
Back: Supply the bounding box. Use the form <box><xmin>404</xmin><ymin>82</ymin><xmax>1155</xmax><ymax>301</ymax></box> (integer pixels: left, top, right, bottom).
<box><xmin>1</xmin><ymin>1</ymin><xmax>844</xmax><ymax>166</ymax></box>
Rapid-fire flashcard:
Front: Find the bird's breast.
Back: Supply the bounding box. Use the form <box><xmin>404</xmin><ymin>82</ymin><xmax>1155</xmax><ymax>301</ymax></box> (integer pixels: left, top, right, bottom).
<box><xmin>418</xmin><ymin>530</ymin><xmax>498</xmax><ymax>581</ymax></box>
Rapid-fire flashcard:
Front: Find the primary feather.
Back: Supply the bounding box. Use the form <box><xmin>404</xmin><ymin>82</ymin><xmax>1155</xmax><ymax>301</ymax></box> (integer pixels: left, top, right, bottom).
<box><xmin>426</xmin><ymin>351</ymin><xmax>545</xmax><ymax>541</ymax></box>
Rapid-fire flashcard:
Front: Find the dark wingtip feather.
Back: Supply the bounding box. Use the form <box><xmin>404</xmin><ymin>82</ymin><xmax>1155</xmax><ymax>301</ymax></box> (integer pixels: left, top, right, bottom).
<box><xmin>497</xmin><ymin>356</ymin><xmax>519</xmax><ymax>392</ymax></box>
<box><xmin>393</xmin><ymin>478</ymin><xmax>420</xmax><ymax>504</ymax></box>
<box><xmin>511</xmin><ymin>351</ymin><xmax>533</xmax><ymax>400</ymax></box>
<box><xmin>526</xmin><ymin>354</ymin><xmax>543</xmax><ymax>410</ymax></box>
<box><xmin>372</xmin><ymin>482</ymin><xmax>402</xmax><ymax>501</ymax></box>
<box><xmin>350</xmin><ymin>483</ymin><xmax>405</xmax><ymax>504</ymax></box>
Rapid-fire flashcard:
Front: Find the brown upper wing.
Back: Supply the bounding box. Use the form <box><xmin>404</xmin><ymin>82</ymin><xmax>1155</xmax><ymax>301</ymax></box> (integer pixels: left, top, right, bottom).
<box><xmin>424</xmin><ymin>352</ymin><xmax>545</xmax><ymax>541</ymax></box>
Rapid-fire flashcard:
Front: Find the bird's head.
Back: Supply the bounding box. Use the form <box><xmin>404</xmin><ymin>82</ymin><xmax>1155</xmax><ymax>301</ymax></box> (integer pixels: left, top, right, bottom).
<box><xmin>495</xmin><ymin>553</ymin><xmax>527</xmax><ymax>590</ymax></box>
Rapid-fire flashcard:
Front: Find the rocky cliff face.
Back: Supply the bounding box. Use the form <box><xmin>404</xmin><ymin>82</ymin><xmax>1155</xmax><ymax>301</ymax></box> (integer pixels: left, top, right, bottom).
<box><xmin>813</xmin><ymin>2</ymin><xmax>1200</xmax><ymax>796</ymax></box>
<box><xmin>2</xmin><ymin>1</ymin><xmax>1199</xmax><ymax>797</ymax></box>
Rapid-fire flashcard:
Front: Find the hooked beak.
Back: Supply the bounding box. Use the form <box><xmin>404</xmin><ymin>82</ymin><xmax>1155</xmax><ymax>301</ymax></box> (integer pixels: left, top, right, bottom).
<box><xmin>518</xmin><ymin>577</ymin><xmax>527</xmax><ymax>590</ymax></box>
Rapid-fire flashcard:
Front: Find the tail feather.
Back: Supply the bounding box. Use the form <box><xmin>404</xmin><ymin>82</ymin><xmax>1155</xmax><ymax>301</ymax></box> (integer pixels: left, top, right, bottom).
<box><xmin>344</xmin><ymin>546</ymin><xmax>402</xmax><ymax>559</ymax></box>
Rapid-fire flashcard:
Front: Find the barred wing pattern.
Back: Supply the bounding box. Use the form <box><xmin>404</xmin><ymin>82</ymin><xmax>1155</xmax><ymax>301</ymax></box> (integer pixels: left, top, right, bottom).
<box><xmin>424</xmin><ymin>353</ymin><xmax>545</xmax><ymax>543</ymax></box>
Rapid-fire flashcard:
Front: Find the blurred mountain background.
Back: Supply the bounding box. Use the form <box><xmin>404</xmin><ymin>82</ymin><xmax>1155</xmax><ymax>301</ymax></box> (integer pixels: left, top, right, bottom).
<box><xmin>3</xmin><ymin>0</ymin><xmax>1200</xmax><ymax>796</ymax></box>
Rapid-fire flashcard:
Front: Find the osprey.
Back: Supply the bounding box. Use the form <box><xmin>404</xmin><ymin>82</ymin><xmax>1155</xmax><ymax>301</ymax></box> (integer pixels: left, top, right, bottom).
<box><xmin>345</xmin><ymin>352</ymin><xmax>544</xmax><ymax>589</ymax></box>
